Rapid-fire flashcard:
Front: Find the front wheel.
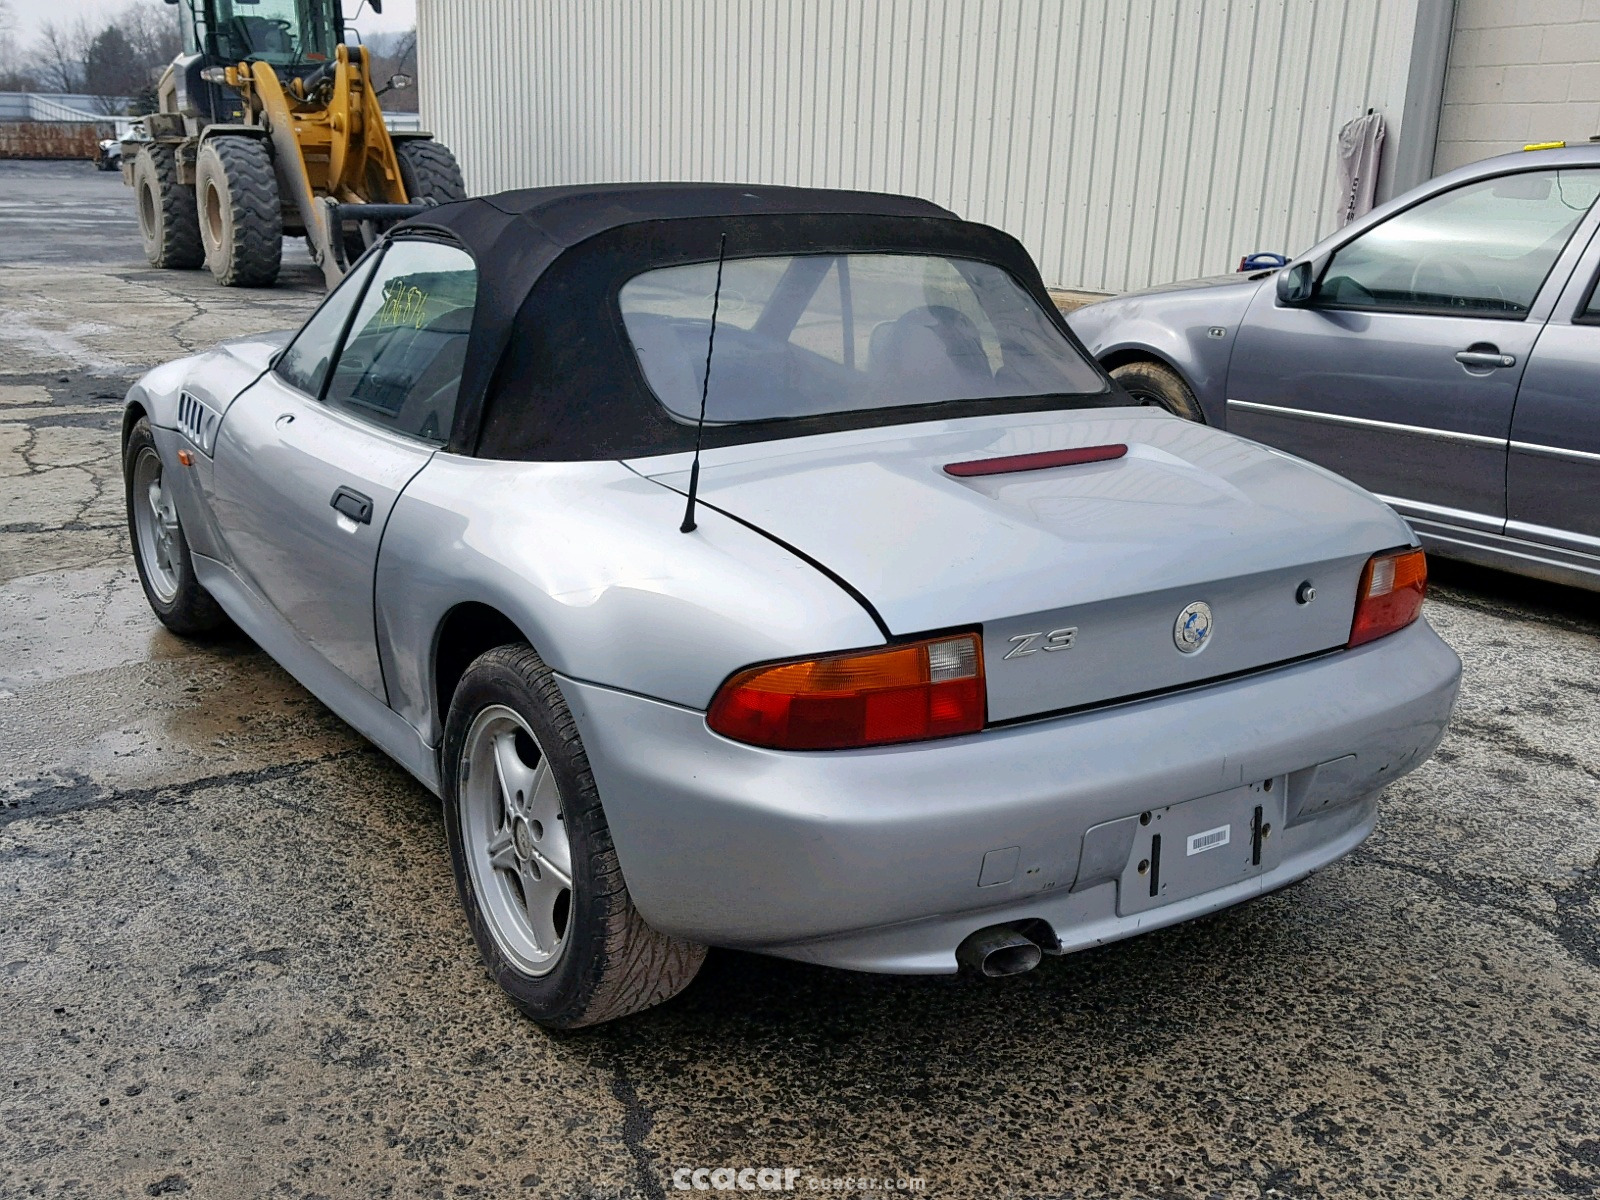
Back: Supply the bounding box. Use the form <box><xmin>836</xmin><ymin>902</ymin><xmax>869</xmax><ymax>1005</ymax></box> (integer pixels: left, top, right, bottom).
<box><xmin>1109</xmin><ymin>360</ymin><xmax>1205</xmax><ymax>422</ymax></box>
<box><xmin>442</xmin><ymin>644</ymin><xmax>705</xmax><ymax>1028</ymax></box>
<box><xmin>123</xmin><ymin>417</ymin><xmax>228</xmax><ymax>637</ymax></box>
<box><xmin>195</xmin><ymin>136</ymin><xmax>282</xmax><ymax>287</ymax></box>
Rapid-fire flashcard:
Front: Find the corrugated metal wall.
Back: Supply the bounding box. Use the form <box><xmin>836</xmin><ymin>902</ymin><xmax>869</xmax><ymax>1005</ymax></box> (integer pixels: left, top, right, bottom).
<box><xmin>419</xmin><ymin>0</ymin><xmax>1423</xmax><ymax>292</ymax></box>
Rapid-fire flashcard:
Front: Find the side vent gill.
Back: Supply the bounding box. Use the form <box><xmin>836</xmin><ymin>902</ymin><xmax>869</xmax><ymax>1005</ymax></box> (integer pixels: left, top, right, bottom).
<box><xmin>176</xmin><ymin>391</ymin><xmax>221</xmax><ymax>456</ymax></box>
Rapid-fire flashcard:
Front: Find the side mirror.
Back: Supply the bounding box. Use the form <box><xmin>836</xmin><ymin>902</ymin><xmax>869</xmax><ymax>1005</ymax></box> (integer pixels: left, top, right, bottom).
<box><xmin>389</xmin><ymin>73</ymin><xmax>412</xmax><ymax>90</ymax></box>
<box><xmin>1276</xmin><ymin>260</ymin><xmax>1317</xmax><ymax>306</ymax></box>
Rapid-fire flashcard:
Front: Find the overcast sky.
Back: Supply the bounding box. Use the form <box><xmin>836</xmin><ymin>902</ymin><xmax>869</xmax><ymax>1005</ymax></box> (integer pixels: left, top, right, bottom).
<box><xmin>8</xmin><ymin>0</ymin><xmax>417</xmax><ymax>43</ymax></box>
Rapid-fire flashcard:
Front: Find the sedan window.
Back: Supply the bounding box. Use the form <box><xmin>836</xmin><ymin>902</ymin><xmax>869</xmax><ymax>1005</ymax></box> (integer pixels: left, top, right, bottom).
<box><xmin>1317</xmin><ymin>169</ymin><xmax>1600</xmax><ymax>317</ymax></box>
<box><xmin>618</xmin><ymin>253</ymin><xmax>1104</xmax><ymax>424</ymax></box>
<box><xmin>322</xmin><ymin>241</ymin><xmax>478</xmax><ymax>444</ymax></box>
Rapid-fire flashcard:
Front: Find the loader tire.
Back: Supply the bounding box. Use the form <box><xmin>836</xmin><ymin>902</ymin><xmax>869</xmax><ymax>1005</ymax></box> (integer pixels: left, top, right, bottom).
<box><xmin>133</xmin><ymin>145</ymin><xmax>203</xmax><ymax>270</ymax></box>
<box><xmin>396</xmin><ymin>139</ymin><xmax>467</xmax><ymax>205</ymax></box>
<box><xmin>195</xmin><ymin>136</ymin><xmax>282</xmax><ymax>287</ymax></box>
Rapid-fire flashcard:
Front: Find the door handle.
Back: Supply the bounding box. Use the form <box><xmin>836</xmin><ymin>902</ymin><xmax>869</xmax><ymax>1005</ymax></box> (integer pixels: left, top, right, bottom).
<box><xmin>330</xmin><ymin>486</ymin><xmax>373</xmax><ymax>525</ymax></box>
<box><xmin>1455</xmin><ymin>348</ymin><xmax>1516</xmax><ymax>369</ymax></box>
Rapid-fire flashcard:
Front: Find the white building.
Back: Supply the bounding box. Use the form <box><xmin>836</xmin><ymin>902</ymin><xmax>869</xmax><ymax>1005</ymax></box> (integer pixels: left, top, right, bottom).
<box><xmin>418</xmin><ymin>0</ymin><xmax>1594</xmax><ymax>293</ymax></box>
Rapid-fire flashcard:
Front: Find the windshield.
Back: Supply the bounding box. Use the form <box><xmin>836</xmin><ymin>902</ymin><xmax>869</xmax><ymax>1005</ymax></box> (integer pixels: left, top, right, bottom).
<box><xmin>618</xmin><ymin>253</ymin><xmax>1104</xmax><ymax>424</ymax></box>
<box><xmin>208</xmin><ymin>0</ymin><xmax>340</xmax><ymax>65</ymax></box>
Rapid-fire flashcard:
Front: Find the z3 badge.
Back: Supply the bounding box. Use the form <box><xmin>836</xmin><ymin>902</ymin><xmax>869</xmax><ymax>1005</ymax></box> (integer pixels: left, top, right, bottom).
<box><xmin>1004</xmin><ymin>627</ymin><xmax>1078</xmax><ymax>660</ymax></box>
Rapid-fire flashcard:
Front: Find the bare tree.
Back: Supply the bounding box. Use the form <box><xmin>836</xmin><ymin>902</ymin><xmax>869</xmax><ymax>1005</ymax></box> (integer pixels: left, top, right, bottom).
<box><xmin>0</xmin><ymin>0</ymin><xmax>28</xmax><ymax>90</ymax></box>
<box><xmin>120</xmin><ymin>0</ymin><xmax>181</xmax><ymax>73</ymax></box>
<box><xmin>35</xmin><ymin>18</ymin><xmax>92</xmax><ymax>93</ymax></box>
<box><xmin>0</xmin><ymin>0</ymin><xmax>15</xmax><ymax>70</ymax></box>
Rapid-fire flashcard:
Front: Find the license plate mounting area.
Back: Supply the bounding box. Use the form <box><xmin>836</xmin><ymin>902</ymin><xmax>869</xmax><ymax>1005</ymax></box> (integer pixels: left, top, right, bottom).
<box><xmin>1116</xmin><ymin>778</ymin><xmax>1287</xmax><ymax>917</ymax></box>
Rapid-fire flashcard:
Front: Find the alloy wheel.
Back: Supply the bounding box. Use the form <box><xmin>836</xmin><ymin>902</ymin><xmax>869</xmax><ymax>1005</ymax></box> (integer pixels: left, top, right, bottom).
<box><xmin>131</xmin><ymin>446</ymin><xmax>180</xmax><ymax>604</ymax></box>
<box><xmin>459</xmin><ymin>704</ymin><xmax>574</xmax><ymax>976</ymax></box>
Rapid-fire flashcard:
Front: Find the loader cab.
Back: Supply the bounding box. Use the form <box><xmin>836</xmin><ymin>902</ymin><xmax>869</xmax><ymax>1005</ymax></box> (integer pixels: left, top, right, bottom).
<box><xmin>167</xmin><ymin>0</ymin><xmax>366</xmax><ymax>122</ymax></box>
<box><xmin>176</xmin><ymin>0</ymin><xmax>347</xmax><ymax>69</ymax></box>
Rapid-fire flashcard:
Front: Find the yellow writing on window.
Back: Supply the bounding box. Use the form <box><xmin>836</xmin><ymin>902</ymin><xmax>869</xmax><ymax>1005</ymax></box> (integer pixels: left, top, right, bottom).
<box><xmin>376</xmin><ymin>282</ymin><xmax>429</xmax><ymax>329</ymax></box>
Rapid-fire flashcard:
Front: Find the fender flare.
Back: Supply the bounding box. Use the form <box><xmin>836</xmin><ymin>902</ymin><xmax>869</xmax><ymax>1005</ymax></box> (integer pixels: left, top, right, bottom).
<box><xmin>196</xmin><ymin>124</ymin><xmax>271</xmax><ymax>143</ymax></box>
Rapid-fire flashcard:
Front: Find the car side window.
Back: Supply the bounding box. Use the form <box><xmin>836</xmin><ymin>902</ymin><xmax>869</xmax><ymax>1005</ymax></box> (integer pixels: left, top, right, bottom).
<box><xmin>321</xmin><ymin>240</ymin><xmax>478</xmax><ymax>445</ymax></box>
<box><xmin>273</xmin><ymin>252</ymin><xmax>379</xmax><ymax>397</ymax></box>
<box><xmin>1317</xmin><ymin>169</ymin><xmax>1600</xmax><ymax>318</ymax></box>
<box><xmin>1577</xmin><ymin>272</ymin><xmax>1600</xmax><ymax>322</ymax></box>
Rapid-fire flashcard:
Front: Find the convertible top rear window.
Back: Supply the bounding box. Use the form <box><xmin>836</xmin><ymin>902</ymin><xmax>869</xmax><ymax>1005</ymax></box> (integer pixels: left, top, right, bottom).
<box><xmin>619</xmin><ymin>254</ymin><xmax>1104</xmax><ymax>424</ymax></box>
<box><xmin>389</xmin><ymin>188</ymin><xmax>1122</xmax><ymax>459</ymax></box>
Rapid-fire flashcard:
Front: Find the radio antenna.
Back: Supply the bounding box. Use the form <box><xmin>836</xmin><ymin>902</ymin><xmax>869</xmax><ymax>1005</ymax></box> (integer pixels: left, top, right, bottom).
<box><xmin>680</xmin><ymin>232</ymin><xmax>727</xmax><ymax>534</ymax></box>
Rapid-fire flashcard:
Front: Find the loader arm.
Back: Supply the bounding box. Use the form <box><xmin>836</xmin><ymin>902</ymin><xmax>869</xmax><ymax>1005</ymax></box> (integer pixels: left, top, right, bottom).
<box><xmin>244</xmin><ymin>45</ymin><xmax>412</xmax><ymax>288</ymax></box>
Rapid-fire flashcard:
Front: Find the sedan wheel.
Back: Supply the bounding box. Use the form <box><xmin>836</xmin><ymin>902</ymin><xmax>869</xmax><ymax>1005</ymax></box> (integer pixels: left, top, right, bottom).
<box><xmin>442</xmin><ymin>643</ymin><xmax>706</xmax><ymax>1028</ymax></box>
<box><xmin>1108</xmin><ymin>360</ymin><xmax>1205</xmax><ymax>422</ymax></box>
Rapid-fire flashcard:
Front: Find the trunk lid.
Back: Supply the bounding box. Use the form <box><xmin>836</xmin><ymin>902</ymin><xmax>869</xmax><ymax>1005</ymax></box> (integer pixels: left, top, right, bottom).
<box><xmin>645</xmin><ymin>409</ymin><xmax>1410</xmax><ymax>722</ymax></box>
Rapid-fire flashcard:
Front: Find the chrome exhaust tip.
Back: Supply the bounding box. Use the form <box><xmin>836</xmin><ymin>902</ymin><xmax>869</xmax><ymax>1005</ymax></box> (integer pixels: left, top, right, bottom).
<box><xmin>956</xmin><ymin>925</ymin><xmax>1044</xmax><ymax>978</ymax></box>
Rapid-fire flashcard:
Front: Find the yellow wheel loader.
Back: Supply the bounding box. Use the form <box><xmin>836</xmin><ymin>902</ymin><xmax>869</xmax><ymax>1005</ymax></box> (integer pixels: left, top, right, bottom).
<box><xmin>123</xmin><ymin>0</ymin><xmax>464</xmax><ymax>288</ymax></box>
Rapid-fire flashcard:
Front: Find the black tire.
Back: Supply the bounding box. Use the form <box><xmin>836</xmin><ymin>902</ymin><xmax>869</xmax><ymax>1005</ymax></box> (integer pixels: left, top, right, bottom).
<box><xmin>442</xmin><ymin>644</ymin><xmax>706</xmax><ymax>1028</ymax></box>
<box><xmin>195</xmin><ymin>136</ymin><xmax>282</xmax><ymax>287</ymax></box>
<box><xmin>395</xmin><ymin>139</ymin><xmax>467</xmax><ymax>204</ymax></box>
<box><xmin>133</xmin><ymin>145</ymin><xmax>203</xmax><ymax>270</ymax></box>
<box><xmin>123</xmin><ymin>417</ymin><xmax>229</xmax><ymax>638</ymax></box>
<box><xmin>1109</xmin><ymin>360</ymin><xmax>1205</xmax><ymax>422</ymax></box>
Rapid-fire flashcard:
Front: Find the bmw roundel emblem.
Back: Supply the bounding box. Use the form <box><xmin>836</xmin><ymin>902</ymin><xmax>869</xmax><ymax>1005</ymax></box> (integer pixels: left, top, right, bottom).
<box><xmin>1174</xmin><ymin>601</ymin><xmax>1214</xmax><ymax>655</ymax></box>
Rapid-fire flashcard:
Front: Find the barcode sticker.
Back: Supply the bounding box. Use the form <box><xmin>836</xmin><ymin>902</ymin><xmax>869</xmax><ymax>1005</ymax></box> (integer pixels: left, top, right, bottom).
<box><xmin>1187</xmin><ymin>825</ymin><xmax>1231</xmax><ymax>856</ymax></box>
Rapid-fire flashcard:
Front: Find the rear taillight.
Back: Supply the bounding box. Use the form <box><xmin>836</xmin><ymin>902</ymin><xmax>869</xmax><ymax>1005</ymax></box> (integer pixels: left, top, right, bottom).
<box><xmin>707</xmin><ymin>633</ymin><xmax>986</xmax><ymax>750</ymax></box>
<box><xmin>1348</xmin><ymin>547</ymin><xmax>1427</xmax><ymax>647</ymax></box>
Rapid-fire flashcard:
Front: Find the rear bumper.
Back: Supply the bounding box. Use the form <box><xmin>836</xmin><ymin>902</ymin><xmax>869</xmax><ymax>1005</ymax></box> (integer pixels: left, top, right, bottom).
<box><xmin>558</xmin><ymin>618</ymin><xmax>1460</xmax><ymax>973</ymax></box>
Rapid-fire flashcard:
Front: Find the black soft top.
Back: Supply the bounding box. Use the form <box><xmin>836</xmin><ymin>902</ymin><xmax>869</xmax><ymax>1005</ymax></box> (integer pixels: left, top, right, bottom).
<box><xmin>394</xmin><ymin>183</ymin><xmax>1114</xmax><ymax>460</ymax></box>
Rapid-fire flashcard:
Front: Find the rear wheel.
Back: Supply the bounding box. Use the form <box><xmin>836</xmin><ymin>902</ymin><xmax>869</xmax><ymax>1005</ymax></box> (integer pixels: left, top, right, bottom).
<box><xmin>124</xmin><ymin>417</ymin><xmax>228</xmax><ymax>637</ymax></box>
<box><xmin>395</xmin><ymin>139</ymin><xmax>467</xmax><ymax>205</ymax></box>
<box><xmin>1109</xmin><ymin>360</ymin><xmax>1204</xmax><ymax>422</ymax></box>
<box><xmin>133</xmin><ymin>145</ymin><xmax>203</xmax><ymax>269</ymax></box>
<box><xmin>195</xmin><ymin>136</ymin><xmax>282</xmax><ymax>287</ymax></box>
<box><xmin>443</xmin><ymin>644</ymin><xmax>705</xmax><ymax>1028</ymax></box>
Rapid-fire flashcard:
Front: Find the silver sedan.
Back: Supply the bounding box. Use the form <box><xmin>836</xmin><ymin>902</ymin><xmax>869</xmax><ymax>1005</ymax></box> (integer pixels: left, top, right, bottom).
<box><xmin>122</xmin><ymin>184</ymin><xmax>1461</xmax><ymax>1026</ymax></box>
<box><xmin>1069</xmin><ymin>146</ymin><xmax>1600</xmax><ymax>593</ymax></box>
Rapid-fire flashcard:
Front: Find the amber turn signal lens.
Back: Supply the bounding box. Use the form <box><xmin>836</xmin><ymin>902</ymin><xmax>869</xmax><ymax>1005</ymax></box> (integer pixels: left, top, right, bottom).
<box><xmin>707</xmin><ymin>633</ymin><xmax>986</xmax><ymax>750</ymax></box>
<box><xmin>1348</xmin><ymin>547</ymin><xmax>1427</xmax><ymax>648</ymax></box>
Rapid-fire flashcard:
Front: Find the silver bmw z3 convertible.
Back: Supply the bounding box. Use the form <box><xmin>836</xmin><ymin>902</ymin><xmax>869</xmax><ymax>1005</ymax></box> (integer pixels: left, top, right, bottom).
<box><xmin>122</xmin><ymin>183</ymin><xmax>1462</xmax><ymax>1027</ymax></box>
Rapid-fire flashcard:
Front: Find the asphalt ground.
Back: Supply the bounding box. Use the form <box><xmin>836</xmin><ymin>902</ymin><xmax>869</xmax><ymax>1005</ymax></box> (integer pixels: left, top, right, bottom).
<box><xmin>1</xmin><ymin>158</ymin><xmax>1598</xmax><ymax>1200</ymax></box>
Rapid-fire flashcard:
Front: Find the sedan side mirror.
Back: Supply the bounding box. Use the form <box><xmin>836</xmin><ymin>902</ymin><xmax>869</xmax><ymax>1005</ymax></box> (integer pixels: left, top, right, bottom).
<box><xmin>1276</xmin><ymin>260</ymin><xmax>1317</xmax><ymax>306</ymax></box>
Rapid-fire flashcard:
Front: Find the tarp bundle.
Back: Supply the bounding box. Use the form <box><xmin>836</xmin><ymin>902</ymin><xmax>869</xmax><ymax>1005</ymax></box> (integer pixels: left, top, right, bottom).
<box><xmin>1336</xmin><ymin>111</ymin><xmax>1386</xmax><ymax>226</ymax></box>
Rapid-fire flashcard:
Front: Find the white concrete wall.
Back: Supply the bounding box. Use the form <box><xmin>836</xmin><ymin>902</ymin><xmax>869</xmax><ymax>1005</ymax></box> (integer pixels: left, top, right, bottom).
<box><xmin>1436</xmin><ymin>0</ymin><xmax>1600</xmax><ymax>172</ymax></box>
<box><xmin>420</xmin><ymin>0</ymin><xmax>1433</xmax><ymax>293</ymax></box>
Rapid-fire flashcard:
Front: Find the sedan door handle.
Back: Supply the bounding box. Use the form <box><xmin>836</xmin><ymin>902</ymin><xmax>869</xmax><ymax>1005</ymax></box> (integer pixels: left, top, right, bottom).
<box><xmin>330</xmin><ymin>486</ymin><xmax>373</xmax><ymax>525</ymax></box>
<box><xmin>1455</xmin><ymin>348</ymin><xmax>1516</xmax><ymax>369</ymax></box>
